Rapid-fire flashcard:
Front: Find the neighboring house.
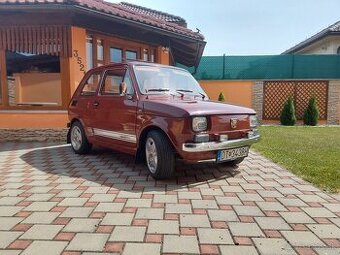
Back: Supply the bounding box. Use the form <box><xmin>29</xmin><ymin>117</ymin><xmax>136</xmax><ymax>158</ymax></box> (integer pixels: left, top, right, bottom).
<box><xmin>0</xmin><ymin>0</ymin><xmax>205</xmax><ymax>128</ymax></box>
<box><xmin>283</xmin><ymin>21</ymin><xmax>340</xmax><ymax>54</ymax></box>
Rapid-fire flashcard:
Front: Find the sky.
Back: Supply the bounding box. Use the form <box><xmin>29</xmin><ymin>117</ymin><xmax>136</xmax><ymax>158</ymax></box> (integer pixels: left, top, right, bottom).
<box><xmin>112</xmin><ymin>0</ymin><xmax>340</xmax><ymax>56</ymax></box>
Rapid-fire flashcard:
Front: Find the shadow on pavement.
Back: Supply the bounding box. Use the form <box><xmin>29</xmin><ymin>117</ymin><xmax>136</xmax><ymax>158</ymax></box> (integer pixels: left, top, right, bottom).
<box><xmin>19</xmin><ymin>143</ymin><xmax>241</xmax><ymax>192</ymax></box>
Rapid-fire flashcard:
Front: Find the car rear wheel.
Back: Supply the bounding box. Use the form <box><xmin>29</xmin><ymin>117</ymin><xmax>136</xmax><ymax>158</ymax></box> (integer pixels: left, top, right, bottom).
<box><xmin>70</xmin><ymin>121</ymin><xmax>92</xmax><ymax>154</ymax></box>
<box><xmin>145</xmin><ymin>130</ymin><xmax>175</xmax><ymax>179</ymax></box>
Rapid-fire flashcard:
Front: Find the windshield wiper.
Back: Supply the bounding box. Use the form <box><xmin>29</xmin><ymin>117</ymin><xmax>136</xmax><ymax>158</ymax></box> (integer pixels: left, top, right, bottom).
<box><xmin>145</xmin><ymin>88</ymin><xmax>170</xmax><ymax>93</ymax></box>
<box><xmin>176</xmin><ymin>89</ymin><xmax>194</xmax><ymax>93</ymax></box>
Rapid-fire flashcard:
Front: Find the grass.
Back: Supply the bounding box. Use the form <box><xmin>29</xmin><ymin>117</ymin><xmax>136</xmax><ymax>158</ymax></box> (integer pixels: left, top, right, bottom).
<box><xmin>252</xmin><ymin>126</ymin><xmax>340</xmax><ymax>193</ymax></box>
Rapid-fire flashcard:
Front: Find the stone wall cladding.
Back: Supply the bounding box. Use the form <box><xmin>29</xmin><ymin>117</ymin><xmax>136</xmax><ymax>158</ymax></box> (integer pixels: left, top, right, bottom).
<box><xmin>252</xmin><ymin>81</ymin><xmax>264</xmax><ymax>121</ymax></box>
<box><xmin>0</xmin><ymin>128</ymin><xmax>68</xmax><ymax>142</ymax></box>
<box><xmin>327</xmin><ymin>81</ymin><xmax>340</xmax><ymax>125</ymax></box>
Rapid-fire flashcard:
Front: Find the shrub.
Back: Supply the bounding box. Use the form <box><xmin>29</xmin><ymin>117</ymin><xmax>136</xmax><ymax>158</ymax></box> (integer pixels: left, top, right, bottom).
<box><xmin>218</xmin><ymin>92</ymin><xmax>225</xmax><ymax>102</ymax></box>
<box><xmin>303</xmin><ymin>96</ymin><xmax>319</xmax><ymax>126</ymax></box>
<box><xmin>280</xmin><ymin>96</ymin><xmax>296</xmax><ymax>126</ymax></box>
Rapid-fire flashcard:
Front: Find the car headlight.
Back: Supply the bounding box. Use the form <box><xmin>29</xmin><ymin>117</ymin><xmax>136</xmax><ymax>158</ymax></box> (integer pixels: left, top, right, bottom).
<box><xmin>192</xmin><ymin>117</ymin><xmax>208</xmax><ymax>132</ymax></box>
<box><xmin>249</xmin><ymin>115</ymin><xmax>259</xmax><ymax>128</ymax></box>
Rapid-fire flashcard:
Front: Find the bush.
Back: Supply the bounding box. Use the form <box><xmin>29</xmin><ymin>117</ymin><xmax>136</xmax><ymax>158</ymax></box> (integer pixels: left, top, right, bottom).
<box><xmin>303</xmin><ymin>96</ymin><xmax>319</xmax><ymax>126</ymax></box>
<box><xmin>218</xmin><ymin>92</ymin><xmax>225</xmax><ymax>102</ymax></box>
<box><xmin>280</xmin><ymin>96</ymin><xmax>296</xmax><ymax>126</ymax></box>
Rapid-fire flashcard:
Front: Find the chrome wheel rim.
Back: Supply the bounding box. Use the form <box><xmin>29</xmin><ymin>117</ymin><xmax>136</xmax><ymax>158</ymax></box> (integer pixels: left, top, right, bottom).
<box><xmin>146</xmin><ymin>137</ymin><xmax>158</xmax><ymax>174</ymax></box>
<box><xmin>71</xmin><ymin>126</ymin><xmax>82</xmax><ymax>151</ymax></box>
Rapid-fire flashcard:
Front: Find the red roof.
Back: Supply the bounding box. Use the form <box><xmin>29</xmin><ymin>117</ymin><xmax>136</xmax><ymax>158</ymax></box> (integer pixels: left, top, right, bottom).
<box><xmin>0</xmin><ymin>0</ymin><xmax>204</xmax><ymax>40</ymax></box>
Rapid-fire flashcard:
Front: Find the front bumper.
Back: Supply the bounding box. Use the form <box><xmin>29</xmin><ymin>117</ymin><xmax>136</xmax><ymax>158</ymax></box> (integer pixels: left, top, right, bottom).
<box><xmin>182</xmin><ymin>132</ymin><xmax>260</xmax><ymax>152</ymax></box>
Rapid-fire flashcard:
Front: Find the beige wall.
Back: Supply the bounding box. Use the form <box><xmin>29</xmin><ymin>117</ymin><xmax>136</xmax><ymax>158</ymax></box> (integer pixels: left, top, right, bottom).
<box><xmin>199</xmin><ymin>80</ymin><xmax>253</xmax><ymax>108</ymax></box>
<box><xmin>297</xmin><ymin>36</ymin><xmax>340</xmax><ymax>54</ymax></box>
<box><xmin>13</xmin><ymin>73</ymin><xmax>61</xmax><ymax>105</ymax></box>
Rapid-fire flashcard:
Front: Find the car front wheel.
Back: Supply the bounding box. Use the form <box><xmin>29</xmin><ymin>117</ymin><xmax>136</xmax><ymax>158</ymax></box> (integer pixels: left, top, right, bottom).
<box><xmin>70</xmin><ymin>121</ymin><xmax>92</xmax><ymax>154</ymax></box>
<box><xmin>145</xmin><ymin>130</ymin><xmax>175</xmax><ymax>179</ymax></box>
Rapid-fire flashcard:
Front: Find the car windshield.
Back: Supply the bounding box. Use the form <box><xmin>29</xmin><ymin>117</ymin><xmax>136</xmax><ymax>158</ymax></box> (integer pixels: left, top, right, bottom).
<box><xmin>133</xmin><ymin>65</ymin><xmax>207</xmax><ymax>97</ymax></box>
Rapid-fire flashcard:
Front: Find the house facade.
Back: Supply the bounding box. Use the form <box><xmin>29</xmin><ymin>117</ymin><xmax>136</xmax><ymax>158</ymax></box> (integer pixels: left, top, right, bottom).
<box><xmin>283</xmin><ymin>21</ymin><xmax>340</xmax><ymax>54</ymax></box>
<box><xmin>0</xmin><ymin>0</ymin><xmax>205</xmax><ymax>128</ymax></box>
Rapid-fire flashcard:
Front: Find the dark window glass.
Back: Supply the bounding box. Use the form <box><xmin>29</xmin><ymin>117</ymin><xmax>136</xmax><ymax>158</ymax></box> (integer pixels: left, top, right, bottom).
<box><xmin>86</xmin><ymin>36</ymin><xmax>93</xmax><ymax>70</ymax></box>
<box><xmin>337</xmin><ymin>46</ymin><xmax>340</xmax><ymax>54</ymax></box>
<box><xmin>110</xmin><ymin>48</ymin><xmax>122</xmax><ymax>63</ymax></box>
<box><xmin>126</xmin><ymin>50</ymin><xmax>137</xmax><ymax>60</ymax></box>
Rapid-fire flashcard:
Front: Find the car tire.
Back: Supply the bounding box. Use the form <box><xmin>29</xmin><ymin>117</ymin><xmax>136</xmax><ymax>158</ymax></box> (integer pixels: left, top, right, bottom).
<box><xmin>70</xmin><ymin>121</ymin><xmax>92</xmax><ymax>154</ymax></box>
<box><xmin>223</xmin><ymin>157</ymin><xmax>245</xmax><ymax>166</ymax></box>
<box><xmin>145</xmin><ymin>130</ymin><xmax>175</xmax><ymax>179</ymax></box>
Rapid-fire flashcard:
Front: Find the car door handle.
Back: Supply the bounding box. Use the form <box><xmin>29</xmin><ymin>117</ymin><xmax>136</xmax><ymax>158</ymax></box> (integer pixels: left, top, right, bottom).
<box><xmin>93</xmin><ymin>101</ymin><xmax>99</xmax><ymax>107</ymax></box>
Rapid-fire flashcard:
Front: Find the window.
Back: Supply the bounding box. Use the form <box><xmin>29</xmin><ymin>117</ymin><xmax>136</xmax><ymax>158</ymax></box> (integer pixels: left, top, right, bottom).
<box><xmin>150</xmin><ymin>49</ymin><xmax>155</xmax><ymax>62</ymax></box>
<box><xmin>126</xmin><ymin>50</ymin><xmax>137</xmax><ymax>61</ymax></box>
<box><xmin>86</xmin><ymin>36</ymin><xmax>93</xmax><ymax>71</ymax></box>
<box><xmin>101</xmin><ymin>69</ymin><xmax>134</xmax><ymax>95</ymax></box>
<box><xmin>337</xmin><ymin>46</ymin><xmax>340</xmax><ymax>54</ymax></box>
<box><xmin>97</xmin><ymin>39</ymin><xmax>104</xmax><ymax>61</ymax></box>
<box><xmin>81</xmin><ymin>72</ymin><xmax>101</xmax><ymax>95</ymax></box>
<box><xmin>110</xmin><ymin>48</ymin><xmax>122</xmax><ymax>63</ymax></box>
<box><xmin>5</xmin><ymin>51</ymin><xmax>62</xmax><ymax>106</ymax></box>
<box><xmin>143</xmin><ymin>49</ymin><xmax>148</xmax><ymax>61</ymax></box>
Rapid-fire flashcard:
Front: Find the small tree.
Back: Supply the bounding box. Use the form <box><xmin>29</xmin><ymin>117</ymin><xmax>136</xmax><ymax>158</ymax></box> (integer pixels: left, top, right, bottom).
<box><xmin>218</xmin><ymin>92</ymin><xmax>225</xmax><ymax>102</ymax></box>
<box><xmin>280</xmin><ymin>96</ymin><xmax>296</xmax><ymax>126</ymax></box>
<box><xmin>303</xmin><ymin>96</ymin><xmax>319</xmax><ymax>126</ymax></box>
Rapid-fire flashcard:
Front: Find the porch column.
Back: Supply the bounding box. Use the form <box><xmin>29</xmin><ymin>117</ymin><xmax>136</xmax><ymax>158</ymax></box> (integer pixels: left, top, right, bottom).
<box><xmin>327</xmin><ymin>80</ymin><xmax>340</xmax><ymax>125</ymax></box>
<box><xmin>252</xmin><ymin>81</ymin><xmax>264</xmax><ymax>121</ymax></box>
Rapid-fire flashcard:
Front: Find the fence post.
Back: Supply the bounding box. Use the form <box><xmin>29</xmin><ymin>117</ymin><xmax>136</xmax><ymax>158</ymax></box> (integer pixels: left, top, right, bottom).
<box><xmin>222</xmin><ymin>53</ymin><xmax>226</xmax><ymax>79</ymax></box>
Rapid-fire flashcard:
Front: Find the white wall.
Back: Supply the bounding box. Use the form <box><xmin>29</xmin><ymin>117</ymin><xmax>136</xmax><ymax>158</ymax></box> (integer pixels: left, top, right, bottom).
<box><xmin>296</xmin><ymin>36</ymin><xmax>340</xmax><ymax>54</ymax></box>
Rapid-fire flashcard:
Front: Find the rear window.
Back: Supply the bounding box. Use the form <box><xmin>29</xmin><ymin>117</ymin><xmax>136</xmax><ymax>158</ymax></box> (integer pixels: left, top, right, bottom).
<box><xmin>81</xmin><ymin>72</ymin><xmax>102</xmax><ymax>96</ymax></box>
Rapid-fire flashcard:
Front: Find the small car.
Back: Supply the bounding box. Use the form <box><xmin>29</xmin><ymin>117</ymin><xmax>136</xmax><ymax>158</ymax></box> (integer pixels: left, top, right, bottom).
<box><xmin>67</xmin><ymin>62</ymin><xmax>260</xmax><ymax>179</ymax></box>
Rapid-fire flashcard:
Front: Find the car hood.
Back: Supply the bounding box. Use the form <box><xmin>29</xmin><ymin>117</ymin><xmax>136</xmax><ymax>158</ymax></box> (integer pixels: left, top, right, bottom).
<box><xmin>142</xmin><ymin>96</ymin><xmax>256</xmax><ymax>118</ymax></box>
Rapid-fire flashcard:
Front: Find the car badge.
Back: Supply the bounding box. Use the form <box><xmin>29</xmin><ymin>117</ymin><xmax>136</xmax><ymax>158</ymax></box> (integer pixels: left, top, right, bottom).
<box><xmin>230</xmin><ymin>118</ymin><xmax>238</xmax><ymax>129</ymax></box>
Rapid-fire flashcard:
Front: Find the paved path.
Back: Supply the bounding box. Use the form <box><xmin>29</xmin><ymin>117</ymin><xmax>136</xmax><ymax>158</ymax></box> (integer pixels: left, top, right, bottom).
<box><xmin>0</xmin><ymin>142</ymin><xmax>339</xmax><ymax>255</ymax></box>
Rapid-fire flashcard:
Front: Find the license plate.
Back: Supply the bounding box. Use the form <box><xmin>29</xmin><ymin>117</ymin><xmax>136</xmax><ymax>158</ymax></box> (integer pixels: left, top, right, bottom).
<box><xmin>217</xmin><ymin>147</ymin><xmax>249</xmax><ymax>162</ymax></box>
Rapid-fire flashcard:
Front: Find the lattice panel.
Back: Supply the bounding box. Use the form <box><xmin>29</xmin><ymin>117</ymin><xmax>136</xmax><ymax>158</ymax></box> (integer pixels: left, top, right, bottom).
<box><xmin>263</xmin><ymin>81</ymin><xmax>295</xmax><ymax>119</ymax></box>
<box><xmin>263</xmin><ymin>81</ymin><xmax>328</xmax><ymax>120</ymax></box>
<box><xmin>295</xmin><ymin>81</ymin><xmax>328</xmax><ymax>120</ymax></box>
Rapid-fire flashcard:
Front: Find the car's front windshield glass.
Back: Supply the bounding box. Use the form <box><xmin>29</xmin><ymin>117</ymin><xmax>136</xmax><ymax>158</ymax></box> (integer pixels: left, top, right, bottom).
<box><xmin>133</xmin><ymin>65</ymin><xmax>207</xmax><ymax>97</ymax></box>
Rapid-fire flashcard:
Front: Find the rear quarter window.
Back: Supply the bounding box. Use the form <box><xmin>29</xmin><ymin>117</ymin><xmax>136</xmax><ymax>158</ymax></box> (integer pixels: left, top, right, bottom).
<box><xmin>80</xmin><ymin>72</ymin><xmax>102</xmax><ymax>96</ymax></box>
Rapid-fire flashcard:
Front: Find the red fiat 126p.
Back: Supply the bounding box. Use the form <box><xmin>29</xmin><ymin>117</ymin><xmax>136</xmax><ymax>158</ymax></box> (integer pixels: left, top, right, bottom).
<box><xmin>68</xmin><ymin>62</ymin><xmax>260</xmax><ymax>179</ymax></box>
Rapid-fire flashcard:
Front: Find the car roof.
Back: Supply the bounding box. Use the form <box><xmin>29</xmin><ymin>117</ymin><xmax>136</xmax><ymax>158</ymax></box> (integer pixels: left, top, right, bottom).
<box><xmin>88</xmin><ymin>61</ymin><xmax>186</xmax><ymax>73</ymax></box>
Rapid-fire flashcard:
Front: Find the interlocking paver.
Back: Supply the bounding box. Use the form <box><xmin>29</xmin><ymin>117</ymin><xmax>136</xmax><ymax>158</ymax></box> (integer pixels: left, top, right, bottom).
<box><xmin>0</xmin><ymin>231</ymin><xmax>23</xmax><ymax>248</ymax></box>
<box><xmin>147</xmin><ymin>220</ymin><xmax>179</xmax><ymax>234</ymax></box>
<box><xmin>281</xmin><ymin>231</ymin><xmax>325</xmax><ymax>246</ymax></box>
<box><xmin>21</xmin><ymin>240</ymin><xmax>68</xmax><ymax>255</ymax></box>
<box><xmin>20</xmin><ymin>225</ymin><xmax>63</xmax><ymax>240</ymax></box>
<box><xmin>122</xmin><ymin>243</ymin><xmax>161</xmax><ymax>255</ymax></box>
<box><xmin>307</xmin><ymin>224</ymin><xmax>340</xmax><ymax>239</ymax></box>
<box><xmin>135</xmin><ymin>208</ymin><xmax>164</xmax><ymax>219</ymax></box>
<box><xmin>255</xmin><ymin>217</ymin><xmax>291</xmax><ymax>230</ymax></box>
<box><xmin>228</xmin><ymin>222</ymin><xmax>265</xmax><ymax>237</ymax></box>
<box><xmin>220</xmin><ymin>245</ymin><xmax>258</xmax><ymax>255</ymax></box>
<box><xmin>109</xmin><ymin>226</ymin><xmax>146</xmax><ymax>242</ymax></box>
<box><xmin>22</xmin><ymin>212</ymin><xmax>60</xmax><ymax>224</ymax></box>
<box><xmin>180</xmin><ymin>214</ymin><xmax>210</xmax><ymax>227</ymax></box>
<box><xmin>1</xmin><ymin>143</ymin><xmax>340</xmax><ymax>255</ymax></box>
<box><xmin>253</xmin><ymin>238</ymin><xmax>297</xmax><ymax>255</ymax></box>
<box><xmin>0</xmin><ymin>217</ymin><xmax>23</xmax><ymax>230</ymax></box>
<box><xmin>66</xmin><ymin>233</ymin><xmax>109</xmax><ymax>251</ymax></box>
<box><xmin>279</xmin><ymin>211</ymin><xmax>315</xmax><ymax>224</ymax></box>
<box><xmin>101</xmin><ymin>213</ymin><xmax>134</xmax><ymax>226</ymax></box>
<box><xmin>197</xmin><ymin>228</ymin><xmax>233</xmax><ymax>244</ymax></box>
<box><xmin>63</xmin><ymin>218</ymin><xmax>101</xmax><ymax>232</ymax></box>
<box><xmin>163</xmin><ymin>235</ymin><xmax>199</xmax><ymax>254</ymax></box>
<box><xmin>60</xmin><ymin>207</ymin><xmax>94</xmax><ymax>217</ymax></box>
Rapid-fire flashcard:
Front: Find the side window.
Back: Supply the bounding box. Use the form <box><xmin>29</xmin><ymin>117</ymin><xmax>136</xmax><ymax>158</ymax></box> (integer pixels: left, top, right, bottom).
<box><xmin>123</xmin><ymin>69</ymin><xmax>134</xmax><ymax>95</ymax></box>
<box><xmin>102</xmin><ymin>70</ymin><xmax>124</xmax><ymax>95</ymax></box>
<box><xmin>81</xmin><ymin>72</ymin><xmax>101</xmax><ymax>95</ymax></box>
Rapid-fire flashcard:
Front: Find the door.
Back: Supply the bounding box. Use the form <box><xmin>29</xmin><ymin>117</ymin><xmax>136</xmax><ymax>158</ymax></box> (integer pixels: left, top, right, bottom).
<box><xmin>91</xmin><ymin>67</ymin><xmax>138</xmax><ymax>153</ymax></box>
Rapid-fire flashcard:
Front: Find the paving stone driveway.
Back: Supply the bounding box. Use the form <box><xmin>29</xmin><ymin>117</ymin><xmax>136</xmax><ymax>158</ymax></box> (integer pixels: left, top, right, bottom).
<box><xmin>0</xmin><ymin>142</ymin><xmax>339</xmax><ymax>255</ymax></box>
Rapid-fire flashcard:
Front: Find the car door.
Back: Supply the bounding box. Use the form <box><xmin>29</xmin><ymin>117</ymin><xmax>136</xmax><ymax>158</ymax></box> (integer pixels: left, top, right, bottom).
<box><xmin>71</xmin><ymin>71</ymin><xmax>103</xmax><ymax>142</ymax></box>
<box><xmin>91</xmin><ymin>66</ymin><xmax>138</xmax><ymax>153</ymax></box>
